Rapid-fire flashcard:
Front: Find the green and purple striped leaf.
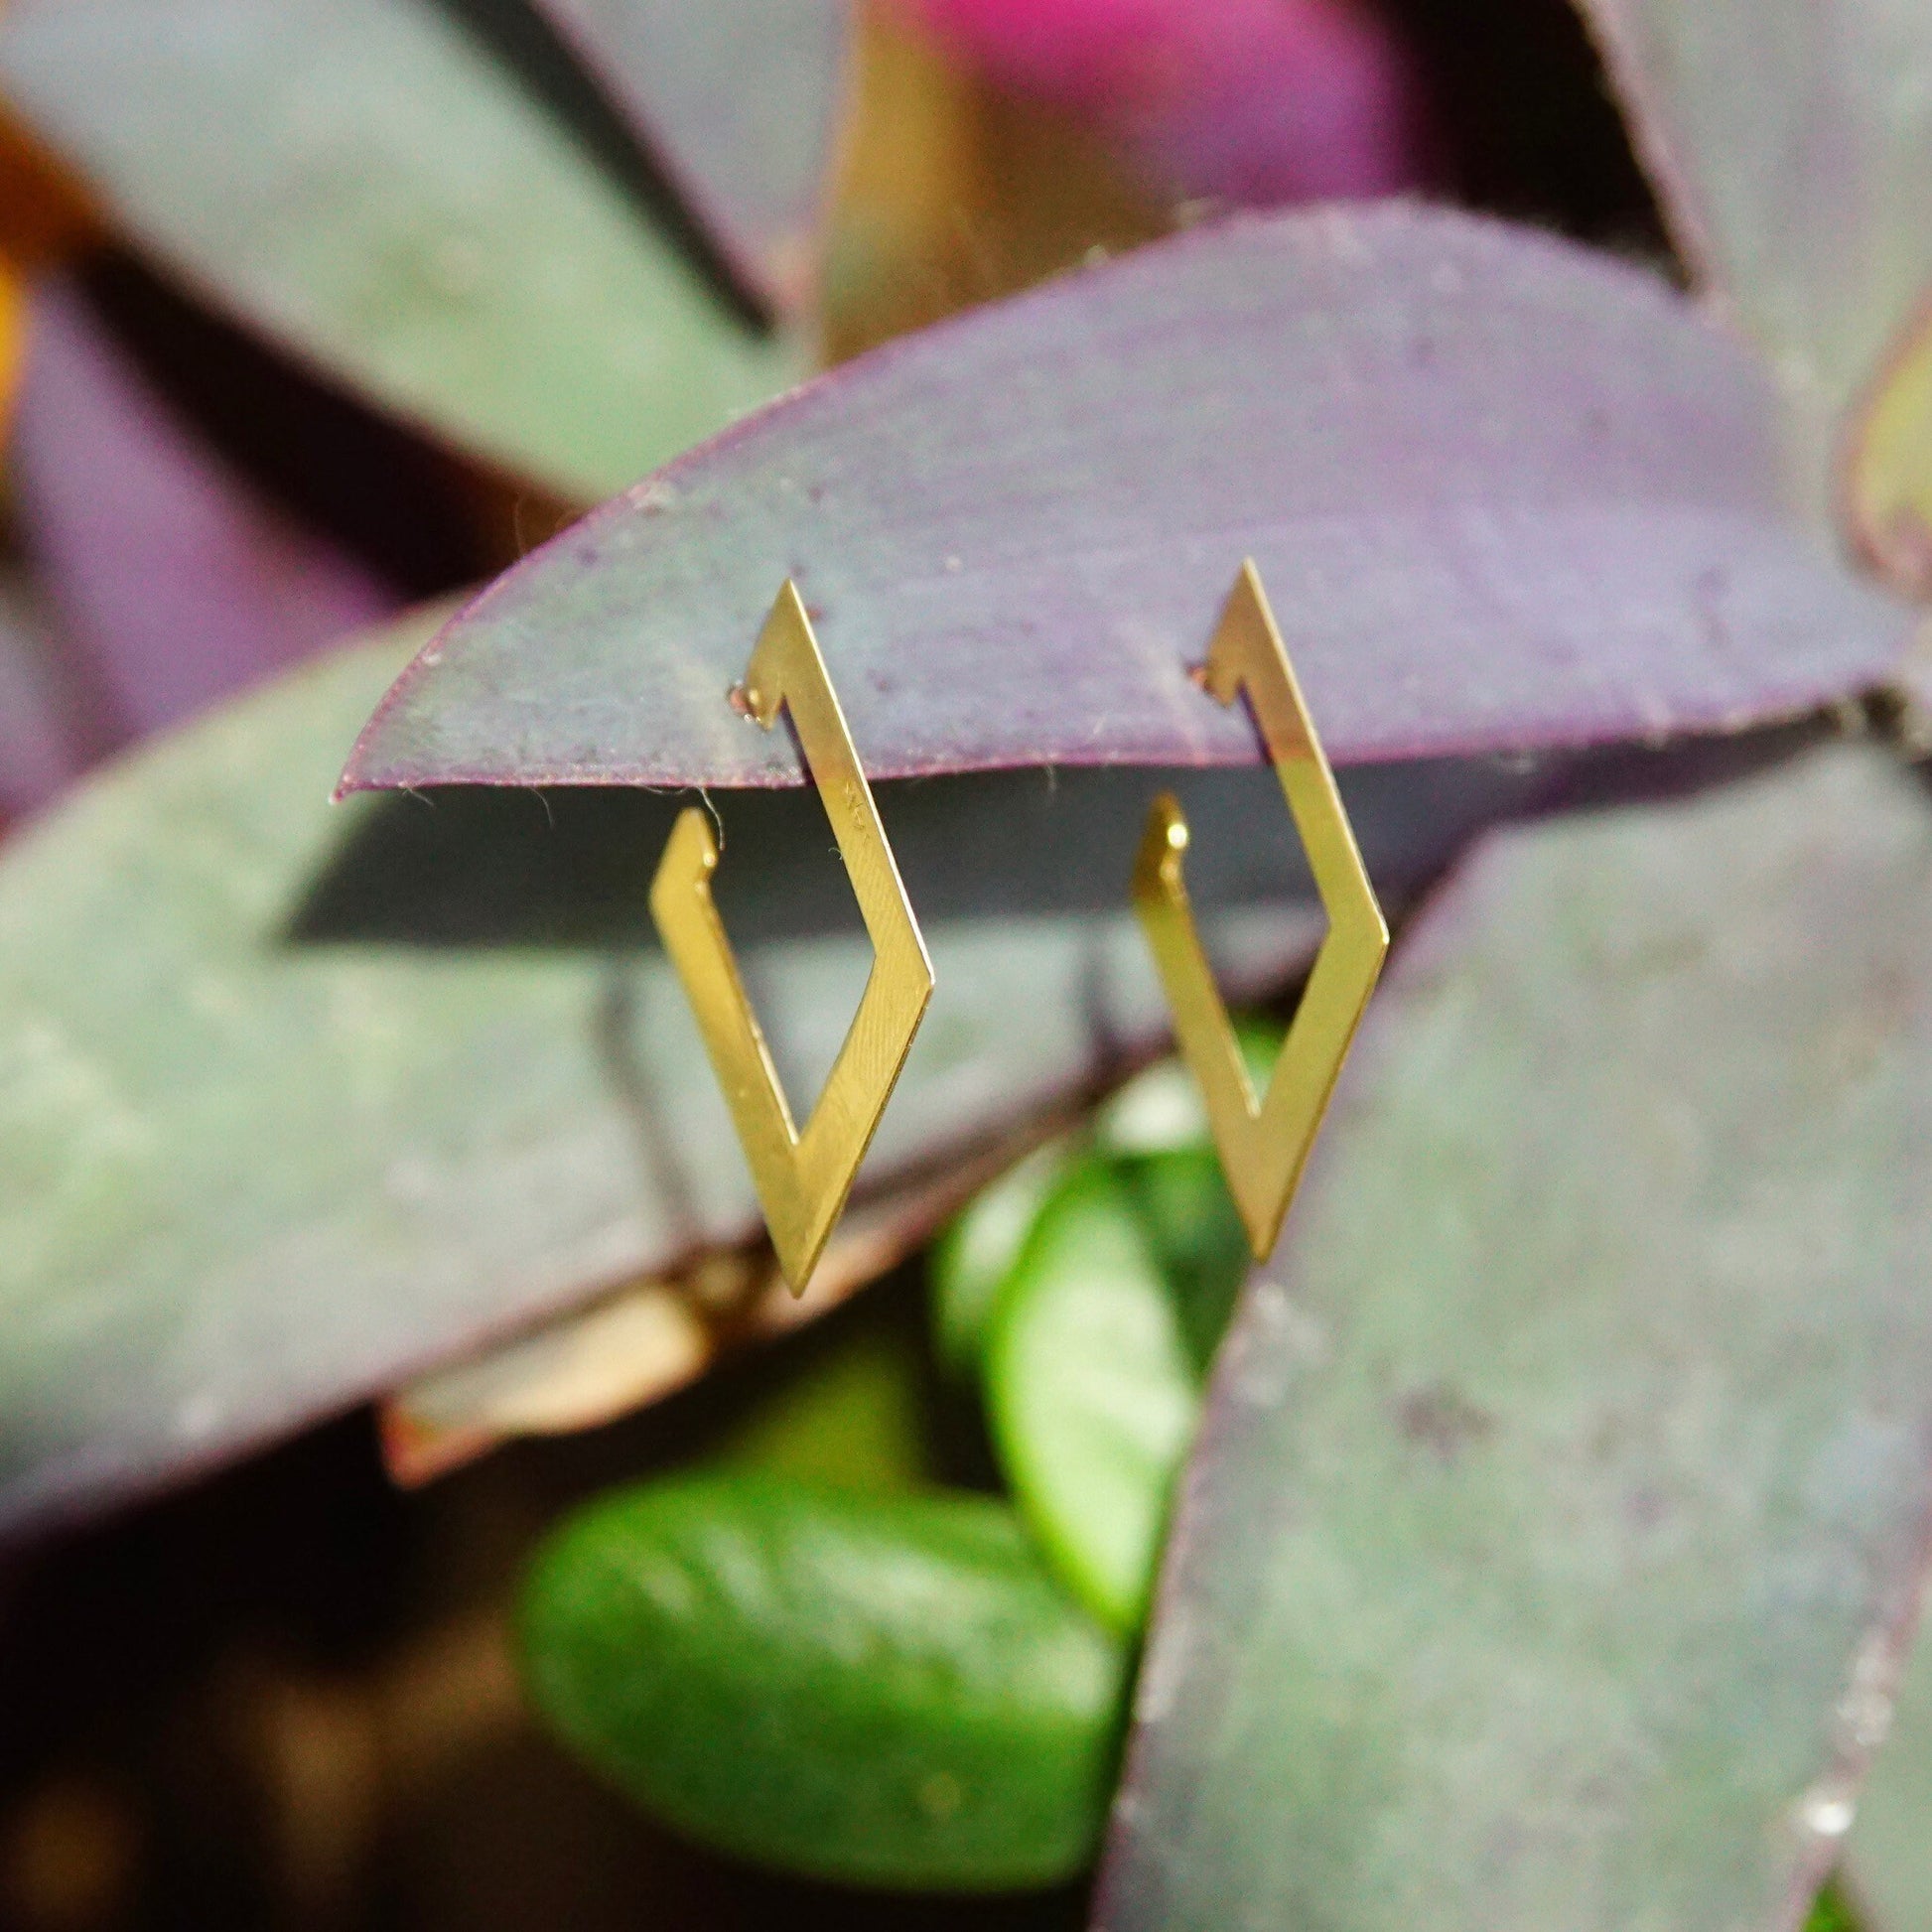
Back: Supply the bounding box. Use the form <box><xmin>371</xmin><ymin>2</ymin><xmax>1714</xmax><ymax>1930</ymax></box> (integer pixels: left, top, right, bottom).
<box><xmin>1099</xmin><ymin>740</ymin><xmax>1932</xmax><ymax>1932</ymax></box>
<box><xmin>0</xmin><ymin>0</ymin><xmax>802</xmax><ymax>500</ymax></box>
<box><xmin>529</xmin><ymin>0</ymin><xmax>850</xmax><ymax>315</ymax></box>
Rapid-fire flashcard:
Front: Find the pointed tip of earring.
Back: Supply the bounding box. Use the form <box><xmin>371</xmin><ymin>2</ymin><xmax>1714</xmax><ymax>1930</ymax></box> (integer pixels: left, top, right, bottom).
<box><xmin>772</xmin><ymin>1240</ymin><xmax>822</xmax><ymax>1299</ymax></box>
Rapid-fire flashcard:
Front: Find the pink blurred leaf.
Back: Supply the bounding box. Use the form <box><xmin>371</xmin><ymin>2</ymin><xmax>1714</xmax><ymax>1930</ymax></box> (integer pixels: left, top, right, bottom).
<box><xmin>900</xmin><ymin>0</ymin><xmax>1430</xmax><ymax>202</ymax></box>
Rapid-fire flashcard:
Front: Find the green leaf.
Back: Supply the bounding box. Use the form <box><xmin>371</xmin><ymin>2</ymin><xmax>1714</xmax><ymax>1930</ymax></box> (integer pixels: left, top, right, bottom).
<box><xmin>1844</xmin><ymin>1612</ymin><xmax>1932</xmax><ymax>1930</ymax></box>
<box><xmin>1803</xmin><ymin>1878</ymin><xmax>1863</xmax><ymax>1932</ymax></box>
<box><xmin>0</xmin><ymin>618</ymin><xmax>1316</xmax><ymax>1543</ymax></box>
<box><xmin>1095</xmin><ymin>1020</ymin><xmax>1279</xmax><ymax>1160</ymax></box>
<box><xmin>518</xmin><ymin>1476</ymin><xmax>1126</xmax><ymax>1889</ymax></box>
<box><xmin>986</xmin><ymin>1162</ymin><xmax>1198</xmax><ymax>1633</ymax></box>
<box><xmin>1117</xmin><ymin>1146</ymin><xmax>1250</xmax><ymax>1378</ymax></box>
<box><xmin>929</xmin><ymin>1139</ymin><xmax>1072</xmax><ymax>1379</ymax></box>
<box><xmin>0</xmin><ymin>0</ymin><xmax>801</xmax><ymax>499</ymax></box>
<box><xmin>1102</xmin><ymin>743</ymin><xmax>1932</xmax><ymax>1932</ymax></box>
<box><xmin>708</xmin><ymin>1308</ymin><xmax>935</xmax><ymax>1497</ymax></box>
<box><xmin>1099</xmin><ymin>1022</ymin><xmax>1276</xmax><ymax>1374</ymax></box>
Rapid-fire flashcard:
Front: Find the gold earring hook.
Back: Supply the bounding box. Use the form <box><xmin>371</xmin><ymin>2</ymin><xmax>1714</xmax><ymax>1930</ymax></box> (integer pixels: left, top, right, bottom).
<box><xmin>649</xmin><ymin>580</ymin><xmax>934</xmax><ymax>1293</ymax></box>
<box><xmin>1134</xmin><ymin>560</ymin><xmax>1388</xmax><ymax>1260</ymax></box>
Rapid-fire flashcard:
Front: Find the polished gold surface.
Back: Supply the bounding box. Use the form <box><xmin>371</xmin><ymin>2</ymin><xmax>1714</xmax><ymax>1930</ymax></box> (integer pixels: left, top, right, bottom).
<box><xmin>649</xmin><ymin>581</ymin><xmax>934</xmax><ymax>1293</ymax></box>
<box><xmin>1134</xmin><ymin>561</ymin><xmax>1388</xmax><ymax>1259</ymax></box>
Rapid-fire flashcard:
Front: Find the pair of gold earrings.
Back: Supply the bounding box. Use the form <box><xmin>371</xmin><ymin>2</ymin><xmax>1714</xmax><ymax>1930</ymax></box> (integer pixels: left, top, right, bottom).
<box><xmin>649</xmin><ymin>562</ymin><xmax>1389</xmax><ymax>1294</ymax></box>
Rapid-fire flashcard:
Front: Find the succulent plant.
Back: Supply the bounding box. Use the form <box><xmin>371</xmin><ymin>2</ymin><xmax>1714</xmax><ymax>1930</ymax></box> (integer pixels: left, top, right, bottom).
<box><xmin>1</xmin><ymin>1</ymin><xmax>1930</xmax><ymax>1925</ymax></box>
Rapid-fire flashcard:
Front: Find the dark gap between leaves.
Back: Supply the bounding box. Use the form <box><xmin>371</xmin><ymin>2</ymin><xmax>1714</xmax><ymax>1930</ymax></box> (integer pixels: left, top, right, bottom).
<box><xmin>1381</xmin><ymin>0</ymin><xmax>1675</xmax><ymax>261</ymax></box>
<box><xmin>76</xmin><ymin>253</ymin><xmax>504</xmax><ymax>601</ymax></box>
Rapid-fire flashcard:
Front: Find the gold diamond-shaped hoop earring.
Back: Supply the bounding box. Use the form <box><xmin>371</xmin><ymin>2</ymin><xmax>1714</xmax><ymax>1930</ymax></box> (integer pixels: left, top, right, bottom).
<box><xmin>1134</xmin><ymin>560</ymin><xmax>1389</xmax><ymax>1260</ymax></box>
<box><xmin>650</xmin><ymin>579</ymin><xmax>934</xmax><ymax>1294</ymax></box>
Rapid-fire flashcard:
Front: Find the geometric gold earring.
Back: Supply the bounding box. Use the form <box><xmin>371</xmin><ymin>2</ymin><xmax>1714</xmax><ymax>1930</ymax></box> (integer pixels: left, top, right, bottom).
<box><xmin>1134</xmin><ymin>560</ymin><xmax>1388</xmax><ymax>1260</ymax></box>
<box><xmin>649</xmin><ymin>579</ymin><xmax>934</xmax><ymax>1294</ymax></box>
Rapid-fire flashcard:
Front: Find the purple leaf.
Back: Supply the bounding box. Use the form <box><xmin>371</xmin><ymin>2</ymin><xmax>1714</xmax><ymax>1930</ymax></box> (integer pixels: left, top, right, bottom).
<box><xmin>0</xmin><ymin>573</ymin><xmax>91</xmax><ymax>824</ymax></box>
<box><xmin>11</xmin><ymin>277</ymin><xmax>394</xmax><ymax>746</ymax></box>
<box><xmin>1098</xmin><ymin>741</ymin><xmax>1932</xmax><ymax>1932</ymax></box>
<box><xmin>341</xmin><ymin>206</ymin><xmax>1911</xmax><ymax>799</ymax></box>
<box><xmin>1575</xmin><ymin>0</ymin><xmax>1932</xmax><ymax>505</ymax></box>
<box><xmin>529</xmin><ymin>0</ymin><xmax>851</xmax><ymax>315</ymax></box>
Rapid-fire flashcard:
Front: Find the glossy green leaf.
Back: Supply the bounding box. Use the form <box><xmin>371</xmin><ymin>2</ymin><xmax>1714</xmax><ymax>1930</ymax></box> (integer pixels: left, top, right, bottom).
<box><xmin>0</xmin><ymin>619</ymin><xmax>1326</xmax><ymax>1544</ymax></box>
<box><xmin>518</xmin><ymin>1476</ymin><xmax>1127</xmax><ymax>1889</ymax></box>
<box><xmin>1117</xmin><ymin>1147</ymin><xmax>1249</xmax><ymax>1379</ymax></box>
<box><xmin>929</xmin><ymin>1139</ymin><xmax>1072</xmax><ymax>1379</ymax></box>
<box><xmin>1099</xmin><ymin>1023</ymin><xmax>1274</xmax><ymax>1374</ymax></box>
<box><xmin>1806</xmin><ymin>1879</ymin><xmax>1865</xmax><ymax>1932</ymax></box>
<box><xmin>988</xmin><ymin>1162</ymin><xmax>1197</xmax><ymax>1634</ymax></box>
<box><xmin>0</xmin><ymin>0</ymin><xmax>801</xmax><ymax>500</ymax></box>
<box><xmin>709</xmin><ymin>1310</ymin><xmax>935</xmax><ymax>1497</ymax></box>
<box><xmin>1102</xmin><ymin>743</ymin><xmax>1932</xmax><ymax>1932</ymax></box>
<box><xmin>1578</xmin><ymin>0</ymin><xmax>1932</xmax><ymax>502</ymax></box>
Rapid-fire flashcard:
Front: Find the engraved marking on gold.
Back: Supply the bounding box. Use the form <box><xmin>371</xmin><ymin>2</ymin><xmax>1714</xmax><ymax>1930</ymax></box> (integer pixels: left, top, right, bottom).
<box><xmin>1134</xmin><ymin>560</ymin><xmax>1388</xmax><ymax>1259</ymax></box>
<box><xmin>649</xmin><ymin>580</ymin><xmax>934</xmax><ymax>1293</ymax></box>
